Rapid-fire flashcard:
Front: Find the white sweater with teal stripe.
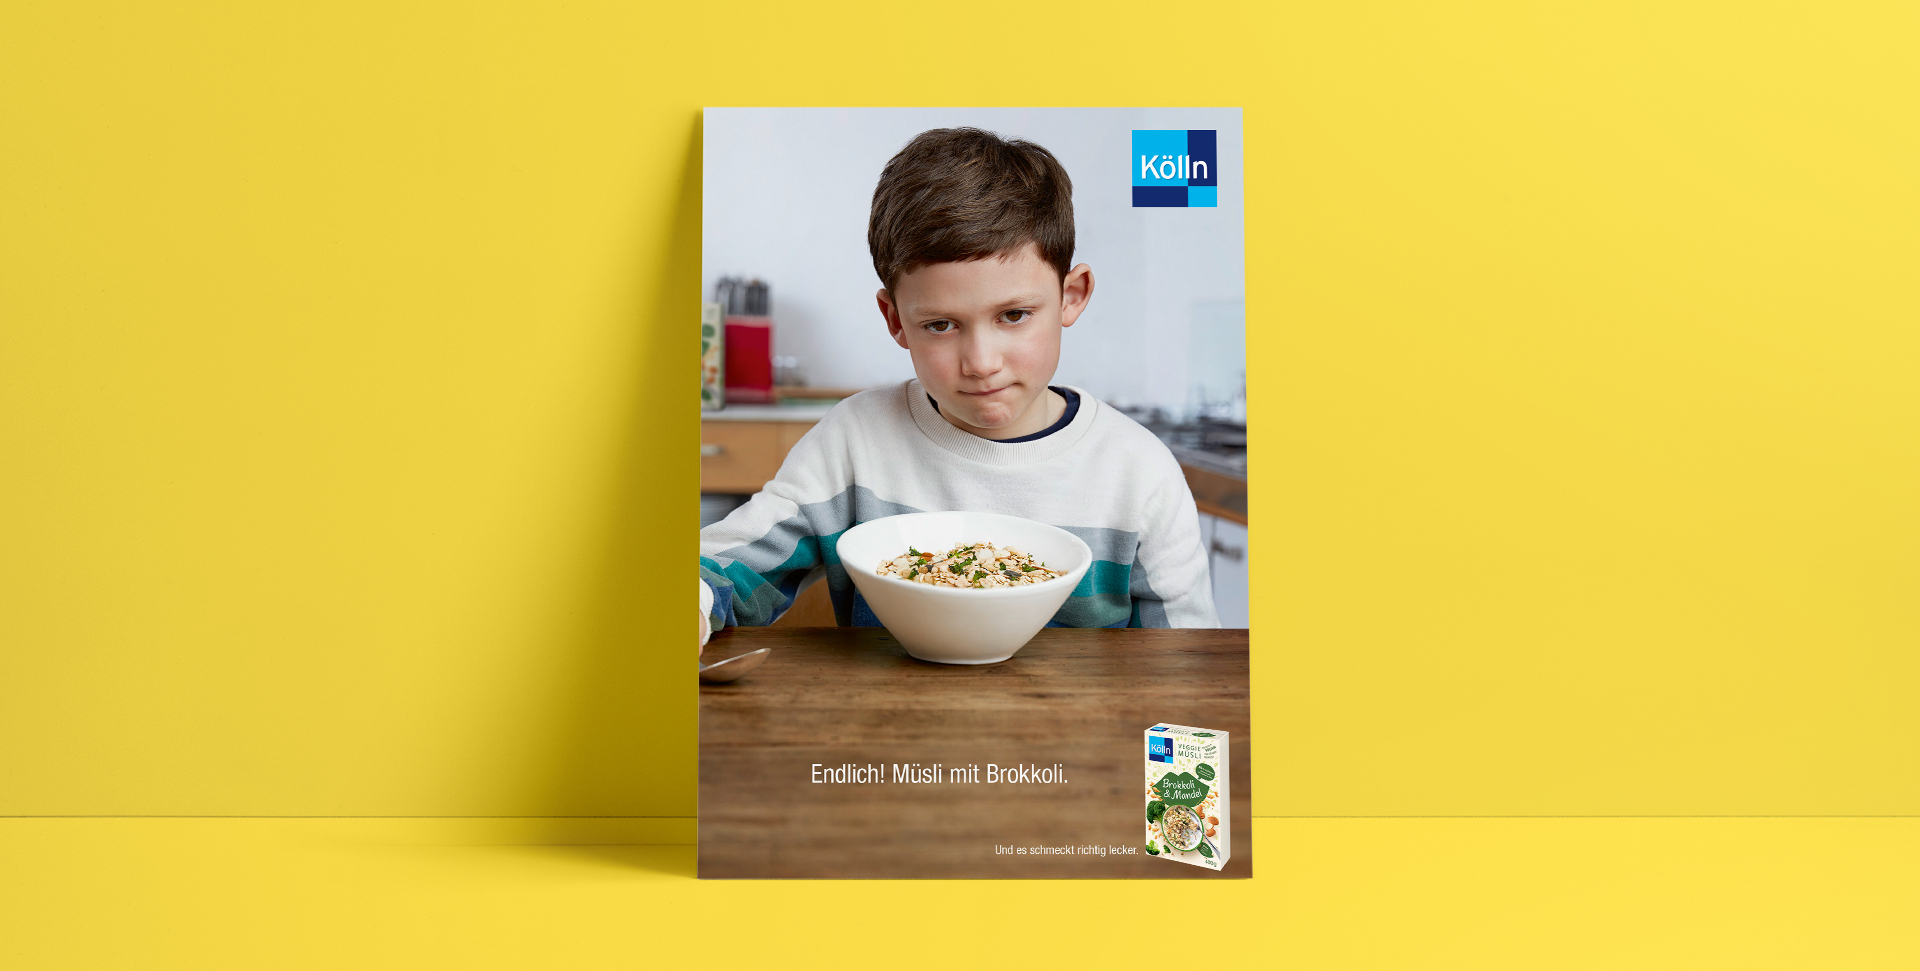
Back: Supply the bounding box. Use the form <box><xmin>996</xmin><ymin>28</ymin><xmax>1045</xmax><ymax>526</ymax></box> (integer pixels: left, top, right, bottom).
<box><xmin>699</xmin><ymin>380</ymin><xmax>1219</xmax><ymax>639</ymax></box>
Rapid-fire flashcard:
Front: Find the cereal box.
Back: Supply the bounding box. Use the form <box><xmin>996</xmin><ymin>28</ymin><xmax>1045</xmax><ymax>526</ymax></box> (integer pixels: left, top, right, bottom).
<box><xmin>1145</xmin><ymin>724</ymin><xmax>1229</xmax><ymax>870</ymax></box>
<box><xmin>700</xmin><ymin>302</ymin><xmax>724</xmax><ymax>411</ymax></box>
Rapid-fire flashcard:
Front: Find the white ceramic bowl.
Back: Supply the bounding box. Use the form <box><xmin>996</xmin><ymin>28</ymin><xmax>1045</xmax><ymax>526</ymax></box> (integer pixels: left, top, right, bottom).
<box><xmin>835</xmin><ymin>511</ymin><xmax>1093</xmax><ymax>664</ymax></box>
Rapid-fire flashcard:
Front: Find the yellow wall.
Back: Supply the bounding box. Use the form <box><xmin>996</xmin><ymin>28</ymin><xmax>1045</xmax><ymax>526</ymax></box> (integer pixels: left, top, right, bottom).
<box><xmin>2</xmin><ymin>0</ymin><xmax>1914</xmax><ymax>822</ymax></box>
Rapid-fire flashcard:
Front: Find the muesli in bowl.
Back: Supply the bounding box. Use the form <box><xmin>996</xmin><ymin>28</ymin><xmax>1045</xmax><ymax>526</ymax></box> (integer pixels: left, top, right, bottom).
<box><xmin>876</xmin><ymin>542</ymin><xmax>1063</xmax><ymax>589</ymax></box>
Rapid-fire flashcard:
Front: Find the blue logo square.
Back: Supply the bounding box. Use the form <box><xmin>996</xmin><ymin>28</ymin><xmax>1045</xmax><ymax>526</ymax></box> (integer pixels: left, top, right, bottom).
<box><xmin>1148</xmin><ymin>735</ymin><xmax>1173</xmax><ymax>762</ymax></box>
<box><xmin>1132</xmin><ymin>130</ymin><xmax>1218</xmax><ymax>207</ymax></box>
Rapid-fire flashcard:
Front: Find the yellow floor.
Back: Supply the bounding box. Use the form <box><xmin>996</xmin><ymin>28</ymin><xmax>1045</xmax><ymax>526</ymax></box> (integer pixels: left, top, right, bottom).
<box><xmin>3</xmin><ymin>818</ymin><xmax>1915</xmax><ymax>969</ymax></box>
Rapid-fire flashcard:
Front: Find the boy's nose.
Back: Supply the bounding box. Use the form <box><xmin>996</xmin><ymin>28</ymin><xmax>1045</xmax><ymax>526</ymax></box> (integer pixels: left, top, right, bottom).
<box><xmin>958</xmin><ymin>332</ymin><xmax>1004</xmax><ymax>379</ymax></box>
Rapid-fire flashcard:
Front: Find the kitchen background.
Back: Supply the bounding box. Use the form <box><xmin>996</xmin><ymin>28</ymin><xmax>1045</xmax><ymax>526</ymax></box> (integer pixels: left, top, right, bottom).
<box><xmin>701</xmin><ymin>108</ymin><xmax>1248</xmax><ymax>626</ymax></box>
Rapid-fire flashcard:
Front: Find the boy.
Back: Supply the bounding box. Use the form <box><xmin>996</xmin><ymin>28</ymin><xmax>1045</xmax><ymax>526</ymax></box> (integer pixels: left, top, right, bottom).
<box><xmin>699</xmin><ymin>127</ymin><xmax>1217</xmax><ymax>648</ymax></box>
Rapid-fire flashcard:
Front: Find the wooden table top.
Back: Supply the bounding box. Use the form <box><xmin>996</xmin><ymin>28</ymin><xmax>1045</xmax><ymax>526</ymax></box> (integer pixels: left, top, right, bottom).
<box><xmin>699</xmin><ymin>626</ymin><xmax>1251</xmax><ymax>879</ymax></box>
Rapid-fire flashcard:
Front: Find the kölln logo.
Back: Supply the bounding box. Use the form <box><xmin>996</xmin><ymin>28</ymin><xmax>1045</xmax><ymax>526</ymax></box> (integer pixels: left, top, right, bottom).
<box><xmin>1132</xmin><ymin>130</ymin><xmax>1218</xmax><ymax>207</ymax></box>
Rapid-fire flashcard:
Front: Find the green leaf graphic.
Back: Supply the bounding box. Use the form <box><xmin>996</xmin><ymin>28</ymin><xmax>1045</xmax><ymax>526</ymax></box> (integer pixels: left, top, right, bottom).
<box><xmin>1193</xmin><ymin>732</ymin><xmax>1215</xmax><ymax>737</ymax></box>
<box><xmin>1196</xmin><ymin>841</ymin><xmax>1214</xmax><ymax>859</ymax></box>
<box><xmin>1195</xmin><ymin>762</ymin><xmax>1216</xmax><ymax>782</ymax></box>
<box><xmin>1154</xmin><ymin>771</ymin><xmax>1211</xmax><ymax>808</ymax></box>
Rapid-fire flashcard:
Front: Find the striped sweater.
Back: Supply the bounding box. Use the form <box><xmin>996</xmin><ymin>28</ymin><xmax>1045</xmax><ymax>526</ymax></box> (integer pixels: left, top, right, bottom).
<box><xmin>699</xmin><ymin>380</ymin><xmax>1219</xmax><ymax>640</ymax></box>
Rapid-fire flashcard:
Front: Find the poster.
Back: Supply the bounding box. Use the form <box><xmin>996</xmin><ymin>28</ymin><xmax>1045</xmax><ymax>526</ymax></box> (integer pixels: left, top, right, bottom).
<box><xmin>697</xmin><ymin>108</ymin><xmax>1248</xmax><ymax>878</ymax></box>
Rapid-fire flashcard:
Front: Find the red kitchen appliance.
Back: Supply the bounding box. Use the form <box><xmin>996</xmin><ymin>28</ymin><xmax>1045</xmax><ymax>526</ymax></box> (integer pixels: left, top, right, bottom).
<box><xmin>716</xmin><ymin>277</ymin><xmax>774</xmax><ymax>405</ymax></box>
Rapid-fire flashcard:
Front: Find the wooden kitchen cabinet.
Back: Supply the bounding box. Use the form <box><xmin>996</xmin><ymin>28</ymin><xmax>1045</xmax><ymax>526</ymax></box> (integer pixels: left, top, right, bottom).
<box><xmin>1183</xmin><ymin>463</ymin><xmax>1247</xmax><ymax>525</ymax></box>
<box><xmin>700</xmin><ymin>420</ymin><xmax>817</xmax><ymax>494</ymax></box>
<box><xmin>1204</xmin><ymin>514</ymin><xmax>1250</xmax><ymax>628</ymax></box>
<box><xmin>1183</xmin><ymin>459</ymin><xmax>1249</xmax><ymax>628</ymax></box>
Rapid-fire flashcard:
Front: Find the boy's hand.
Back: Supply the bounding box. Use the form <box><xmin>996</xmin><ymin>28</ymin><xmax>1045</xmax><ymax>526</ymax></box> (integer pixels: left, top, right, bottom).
<box><xmin>697</xmin><ymin>577</ymin><xmax>714</xmax><ymax>655</ymax></box>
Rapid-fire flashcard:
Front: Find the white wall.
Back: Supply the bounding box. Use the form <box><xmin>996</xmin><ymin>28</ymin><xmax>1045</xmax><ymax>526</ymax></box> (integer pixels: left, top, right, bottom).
<box><xmin>703</xmin><ymin>108</ymin><xmax>1243</xmax><ymax>416</ymax></box>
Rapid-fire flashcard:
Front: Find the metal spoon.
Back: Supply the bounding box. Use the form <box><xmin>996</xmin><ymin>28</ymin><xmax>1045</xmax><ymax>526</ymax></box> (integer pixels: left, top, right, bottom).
<box><xmin>698</xmin><ymin>647</ymin><xmax>771</xmax><ymax>683</ymax></box>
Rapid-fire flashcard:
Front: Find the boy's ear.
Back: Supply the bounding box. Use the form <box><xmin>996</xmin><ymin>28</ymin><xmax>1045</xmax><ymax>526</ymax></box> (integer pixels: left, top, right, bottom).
<box><xmin>877</xmin><ymin>288</ymin><xmax>910</xmax><ymax>350</ymax></box>
<box><xmin>1058</xmin><ymin>264</ymin><xmax>1095</xmax><ymax>329</ymax></box>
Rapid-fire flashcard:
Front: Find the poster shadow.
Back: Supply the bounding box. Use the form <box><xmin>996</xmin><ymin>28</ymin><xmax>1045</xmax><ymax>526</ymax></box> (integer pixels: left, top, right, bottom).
<box><xmin>524</xmin><ymin>110</ymin><xmax>703</xmax><ymax>876</ymax></box>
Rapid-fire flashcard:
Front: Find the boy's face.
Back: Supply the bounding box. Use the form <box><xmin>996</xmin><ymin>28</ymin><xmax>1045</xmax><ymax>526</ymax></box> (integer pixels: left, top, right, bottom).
<box><xmin>877</xmin><ymin>243</ymin><xmax>1094</xmax><ymax>440</ymax></box>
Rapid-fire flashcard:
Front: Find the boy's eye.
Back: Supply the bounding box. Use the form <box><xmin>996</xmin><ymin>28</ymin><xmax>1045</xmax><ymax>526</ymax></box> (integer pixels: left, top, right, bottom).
<box><xmin>1002</xmin><ymin>309</ymin><xmax>1033</xmax><ymax>323</ymax></box>
<box><xmin>923</xmin><ymin>320</ymin><xmax>955</xmax><ymax>334</ymax></box>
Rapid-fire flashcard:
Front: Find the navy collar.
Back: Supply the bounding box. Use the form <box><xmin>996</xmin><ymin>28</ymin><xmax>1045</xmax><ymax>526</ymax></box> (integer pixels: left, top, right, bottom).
<box><xmin>925</xmin><ymin>387</ymin><xmax>1081</xmax><ymax>443</ymax></box>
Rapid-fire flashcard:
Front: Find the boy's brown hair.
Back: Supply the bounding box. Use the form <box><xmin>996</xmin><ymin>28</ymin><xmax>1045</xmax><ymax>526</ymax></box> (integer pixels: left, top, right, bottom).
<box><xmin>868</xmin><ymin>128</ymin><xmax>1075</xmax><ymax>292</ymax></box>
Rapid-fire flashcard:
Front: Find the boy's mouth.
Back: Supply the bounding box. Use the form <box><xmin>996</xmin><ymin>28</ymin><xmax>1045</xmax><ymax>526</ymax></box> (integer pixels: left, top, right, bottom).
<box><xmin>960</xmin><ymin>386</ymin><xmax>1010</xmax><ymax>397</ymax></box>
